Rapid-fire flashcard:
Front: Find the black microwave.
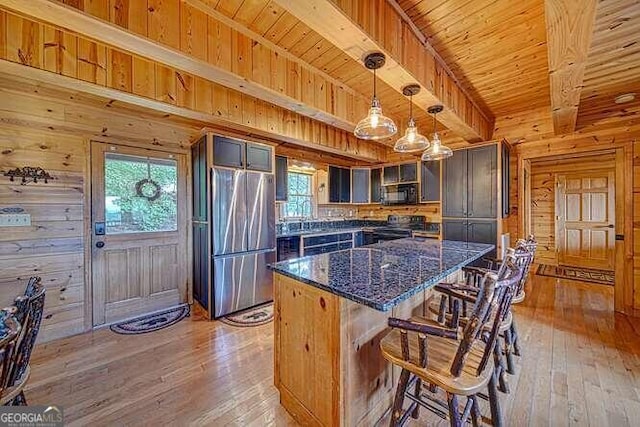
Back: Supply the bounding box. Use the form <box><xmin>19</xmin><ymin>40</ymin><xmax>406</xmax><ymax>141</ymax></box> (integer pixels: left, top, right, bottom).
<box><xmin>381</xmin><ymin>183</ymin><xmax>418</xmax><ymax>205</ymax></box>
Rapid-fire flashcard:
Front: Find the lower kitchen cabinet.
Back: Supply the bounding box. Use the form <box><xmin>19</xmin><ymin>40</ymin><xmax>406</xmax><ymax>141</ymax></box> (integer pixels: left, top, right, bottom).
<box><xmin>467</xmin><ymin>220</ymin><xmax>497</xmax><ymax>245</ymax></box>
<box><xmin>443</xmin><ymin>219</ymin><xmax>497</xmax><ymax>260</ymax></box>
<box><xmin>354</xmin><ymin>231</ymin><xmax>364</xmax><ymax>247</ymax></box>
<box><xmin>277</xmin><ymin>236</ymin><xmax>300</xmax><ymax>261</ymax></box>
<box><xmin>443</xmin><ymin>219</ymin><xmax>497</xmax><ymax>246</ymax></box>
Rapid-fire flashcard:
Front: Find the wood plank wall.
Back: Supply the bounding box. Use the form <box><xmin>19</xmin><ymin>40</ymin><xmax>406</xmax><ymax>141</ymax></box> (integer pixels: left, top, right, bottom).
<box><xmin>55</xmin><ymin>0</ymin><xmax>370</xmax><ymax>126</ymax></box>
<box><xmin>528</xmin><ymin>154</ymin><xmax>615</xmax><ymax>265</ymax></box>
<box><xmin>356</xmin><ymin>204</ymin><xmax>440</xmax><ymax>222</ymax></box>
<box><xmin>0</xmin><ymin>9</ymin><xmax>386</xmax><ymax>162</ymax></box>
<box><xmin>0</xmin><ymin>127</ymin><xmax>88</xmax><ymax>342</ymax></box>
<box><xmin>634</xmin><ymin>141</ymin><xmax>640</xmax><ymax>304</ymax></box>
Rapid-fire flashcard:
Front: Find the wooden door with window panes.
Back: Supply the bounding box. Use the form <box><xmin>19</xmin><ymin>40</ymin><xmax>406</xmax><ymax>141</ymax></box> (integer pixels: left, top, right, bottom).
<box><xmin>556</xmin><ymin>171</ymin><xmax>615</xmax><ymax>270</ymax></box>
<box><xmin>91</xmin><ymin>143</ymin><xmax>188</xmax><ymax>325</ymax></box>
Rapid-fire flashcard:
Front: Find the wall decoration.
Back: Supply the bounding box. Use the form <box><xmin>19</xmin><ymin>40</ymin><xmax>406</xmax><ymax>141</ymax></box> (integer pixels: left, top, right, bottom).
<box><xmin>3</xmin><ymin>167</ymin><xmax>55</xmax><ymax>185</ymax></box>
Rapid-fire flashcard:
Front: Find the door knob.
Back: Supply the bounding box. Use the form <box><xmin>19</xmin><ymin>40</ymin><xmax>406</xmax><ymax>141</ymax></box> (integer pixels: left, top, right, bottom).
<box><xmin>96</xmin><ymin>241</ymin><xmax>105</xmax><ymax>248</ymax></box>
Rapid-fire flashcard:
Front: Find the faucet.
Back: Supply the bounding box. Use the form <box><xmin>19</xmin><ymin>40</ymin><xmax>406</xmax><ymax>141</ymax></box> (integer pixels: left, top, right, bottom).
<box><xmin>300</xmin><ymin>199</ymin><xmax>312</xmax><ymax>221</ymax></box>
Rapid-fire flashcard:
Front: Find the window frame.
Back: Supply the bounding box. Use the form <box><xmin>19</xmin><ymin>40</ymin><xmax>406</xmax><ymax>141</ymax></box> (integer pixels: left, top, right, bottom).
<box><xmin>282</xmin><ymin>171</ymin><xmax>315</xmax><ymax>219</ymax></box>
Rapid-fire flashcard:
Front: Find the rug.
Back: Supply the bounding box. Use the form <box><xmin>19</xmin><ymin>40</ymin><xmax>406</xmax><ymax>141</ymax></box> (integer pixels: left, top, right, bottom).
<box><xmin>220</xmin><ymin>302</ymin><xmax>273</xmax><ymax>327</ymax></box>
<box><xmin>110</xmin><ymin>304</ymin><xmax>190</xmax><ymax>335</ymax></box>
<box><xmin>536</xmin><ymin>264</ymin><xmax>614</xmax><ymax>286</ymax></box>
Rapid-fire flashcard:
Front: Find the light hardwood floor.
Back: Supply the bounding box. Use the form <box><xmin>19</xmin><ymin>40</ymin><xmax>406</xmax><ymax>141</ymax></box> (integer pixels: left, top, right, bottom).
<box><xmin>26</xmin><ymin>273</ymin><xmax>640</xmax><ymax>426</ymax></box>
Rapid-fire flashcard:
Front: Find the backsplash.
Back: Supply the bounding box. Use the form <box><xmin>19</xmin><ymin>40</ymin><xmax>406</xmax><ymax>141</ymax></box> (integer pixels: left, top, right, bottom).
<box><xmin>316</xmin><ymin>205</ymin><xmax>357</xmax><ymax>218</ymax></box>
<box><xmin>276</xmin><ymin>219</ymin><xmax>386</xmax><ymax>235</ymax></box>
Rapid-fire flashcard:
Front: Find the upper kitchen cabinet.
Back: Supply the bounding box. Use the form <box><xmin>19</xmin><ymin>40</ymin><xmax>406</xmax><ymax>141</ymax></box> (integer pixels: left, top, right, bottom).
<box><xmin>370</xmin><ymin>168</ymin><xmax>382</xmax><ymax>203</ymax></box>
<box><xmin>213</xmin><ymin>136</ymin><xmax>273</xmax><ymax>172</ymax></box>
<box><xmin>213</xmin><ymin>136</ymin><xmax>245</xmax><ymax>169</ymax></box>
<box><xmin>247</xmin><ymin>144</ymin><xmax>273</xmax><ymax>172</ymax></box>
<box><xmin>339</xmin><ymin>167</ymin><xmax>351</xmax><ymax>203</ymax></box>
<box><xmin>383</xmin><ymin>162</ymin><xmax>418</xmax><ymax>185</ymax></box>
<box><xmin>351</xmin><ymin>168</ymin><xmax>370</xmax><ymax>204</ymax></box>
<box><xmin>501</xmin><ymin>143</ymin><xmax>511</xmax><ymax>218</ymax></box>
<box><xmin>383</xmin><ymin>165</ymin><xmax>399</xmax><ymax>185</ymax></box>
<box><xmin>467</xmin><ymin>145</ymin><xmax>497</xmax><ymax>218</ymax></box>
<box><xmin>328</xmin><ymin>166</ymin><xmax>351</xmax><ymax>203</ymax></box>
<box><xmin>420</xmin><ymin>161</ymin><xmax>440</xmax><ymax>202</ymax></box>
<box><xmin>399</xmin><ymin>162</ymin><xmax>418</xmax><ymax>182</ymax></box>
<box><xmin>443</xmin><ymin>149</ymin><xmax>468</xmax><ymax>217</ymax></box>
<box><xmin>275</xmin><ymin>156</ymin><xmax>288</xmax><ymax>202</ymax></box>
<box><xmin>443</xmin><ymin>145</ymin><xmax>497</xmax><ymax>219</ymax></box>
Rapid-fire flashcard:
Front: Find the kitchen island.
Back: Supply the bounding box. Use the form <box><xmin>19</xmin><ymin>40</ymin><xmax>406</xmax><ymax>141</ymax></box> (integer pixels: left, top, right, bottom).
<box><xmin>269</xmin><ymin>238</ymin><xmax>494</xmax><ymax>426</ymax></box>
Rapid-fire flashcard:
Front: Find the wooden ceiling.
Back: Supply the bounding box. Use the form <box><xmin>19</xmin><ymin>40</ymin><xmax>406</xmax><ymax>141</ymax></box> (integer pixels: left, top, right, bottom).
<box><xmin>396</xmin><ymin>0</ymin><xmax>550</xmax><ymax>116</ymax></box>
<box><xmin>190</xmin><ymin>0</ymin><xmax>459</xmax><ymax>141</ymax></box>
<box><xmin>578</xmin><ymin>0</ymin><xmax>640</xmax><ymax>129</ymax></box>
<box><xmin>1</xmin><ymin>0</ymin><xmax>638</xmax><ymax>155</ymax></box>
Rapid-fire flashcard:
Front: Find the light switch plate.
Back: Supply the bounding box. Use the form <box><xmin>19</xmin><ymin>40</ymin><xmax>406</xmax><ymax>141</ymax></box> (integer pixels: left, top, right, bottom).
<box><xmin>0</xmin><ymin>213</ymin><xmax>31</xmax><ymax>227</ymax></box>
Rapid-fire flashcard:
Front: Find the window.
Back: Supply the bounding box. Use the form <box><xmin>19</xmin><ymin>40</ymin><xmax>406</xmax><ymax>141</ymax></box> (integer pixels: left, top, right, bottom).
<box><xmin>284</xmin><ymin>172</ymin><xmax>313</xmax><ymax>218</ymax></box>
<box><xmin>104</xmin><ymin>153</ymin><xmax>178</xmax><ymax>233</ymax></box>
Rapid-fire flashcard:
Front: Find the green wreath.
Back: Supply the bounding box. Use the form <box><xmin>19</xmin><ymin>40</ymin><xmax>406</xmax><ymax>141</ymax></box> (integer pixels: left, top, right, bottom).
<box><xmin>135</xmin><ymin>178</ymin><xmax>162</xmax><ymax>202</ymax></box>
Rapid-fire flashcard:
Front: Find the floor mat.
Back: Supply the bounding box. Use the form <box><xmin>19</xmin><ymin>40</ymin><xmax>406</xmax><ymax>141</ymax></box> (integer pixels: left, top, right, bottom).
<box><xmin>220</xmin><ymin>302</ymin><xmax>273</xmax><ymax>327</ymax></box>
<box><xmin>110</xmin><ymin>304</ymin><xmax>190</xmax><ymax>335</ymax></box>
<box><xmin>536</xmin><ymin>264</ymin><xmax>614</xmax><ymax>286</ymax></box>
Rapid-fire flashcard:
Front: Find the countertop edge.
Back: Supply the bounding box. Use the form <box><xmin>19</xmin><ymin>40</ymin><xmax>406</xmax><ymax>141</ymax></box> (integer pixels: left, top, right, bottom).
<box><xmin>269</xmin><ymin>244</ymin><xmax>494</xmax><ymax>312</ymax></box>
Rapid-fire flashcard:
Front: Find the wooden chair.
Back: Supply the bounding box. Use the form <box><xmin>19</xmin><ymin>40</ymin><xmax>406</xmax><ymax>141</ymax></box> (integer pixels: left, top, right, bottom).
<box><xmin>463</xmin><ymin>236</ymin><xmax>537</xmax><ymax>363</ymax></box>
<box><xmin>6</xmin><ymin>277</ymin><xmax>46</xmax><ymax>406</ymax></box>
<box><xmin>0</xmin><ymin>308</ymin><xmax>23</xmax><ymax>405</ymax></box>
<box><xmin>380</xmin><ymin>260</ymin><xmax>522</xmax><ymax>426</ymax></box>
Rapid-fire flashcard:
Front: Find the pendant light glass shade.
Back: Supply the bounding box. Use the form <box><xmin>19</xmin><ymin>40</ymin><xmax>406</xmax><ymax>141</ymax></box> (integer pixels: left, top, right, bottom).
<box><xmin>354</xmin><ymin>97</ymin><xmax>398</xmax><ymax>140</ymax></box>
<box><xmin>354</xmin><ymin>52</ymin><xmax>397</xmax><ymax>140</ymax></box>
<box><xmin>421</xmin><ymin>132</ymin><xmax>452</xmax><ymax>160</ymax></box>
<box><xmin>394</xmin><ymin>84</ymin><xmax>429</xmax><ymax>152</ymax></box>
<box><xmin>421</xmin><ymin>105</ymin><xmax>452</xmax><ymax>161</ymax></box>
<box><xmin>394</xmin><ymin>118</ymin><xmax>430</xmax><ymax>152</ymax></box>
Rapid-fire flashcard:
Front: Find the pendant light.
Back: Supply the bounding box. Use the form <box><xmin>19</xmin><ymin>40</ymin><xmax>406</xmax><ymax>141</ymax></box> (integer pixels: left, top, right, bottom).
<box><xmin>421</xmin><ymin>105</ymin><xmax>452</xmax><ymax>161</ymax></box>
<box><xmin>394</xmin><ymin>84</ymin><xmax>430</xmax><ymax>152</ymax></box>
<box><xmin>354</xmin><ymin>52</ymin><xmax>397</xmax><ymax>140</ymax></box>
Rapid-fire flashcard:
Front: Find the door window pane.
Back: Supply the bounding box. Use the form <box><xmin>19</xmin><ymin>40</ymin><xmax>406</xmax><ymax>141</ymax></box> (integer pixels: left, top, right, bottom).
<box><xmin>105</xmin><ymin>153</ymin><xmax>178</xmax><ymax>233</ymax></box>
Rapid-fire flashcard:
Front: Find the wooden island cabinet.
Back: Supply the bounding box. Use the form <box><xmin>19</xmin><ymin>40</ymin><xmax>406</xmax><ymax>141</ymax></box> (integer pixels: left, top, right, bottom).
<box><xmin>270</xmin><ymin>239</ymin><xmax>494</xmax><ymax>426</ymax></box>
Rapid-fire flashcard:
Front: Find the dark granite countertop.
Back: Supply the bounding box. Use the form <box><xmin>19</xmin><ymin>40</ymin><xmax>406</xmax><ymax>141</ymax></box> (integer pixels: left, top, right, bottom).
<box><xmin>268</xmin><ymin>238</ymin><xmax>494</xmax><ymax>311</ymax></box>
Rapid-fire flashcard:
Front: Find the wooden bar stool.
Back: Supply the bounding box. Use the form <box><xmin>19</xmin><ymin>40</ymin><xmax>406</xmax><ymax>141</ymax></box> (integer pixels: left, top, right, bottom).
<box><xmin>380</xmin><ymin>260</ymin><xmax>522</xmax><ymax>426</ymax></box>
<box><xmin>463</xmin><ymin>237</ymin><xmax>537</xmax><ymax>367</ymax></box>
<box><xmin>432</xmin><ymin>238</ymin><xmax>536</xmax><ymax>375</ymax></box>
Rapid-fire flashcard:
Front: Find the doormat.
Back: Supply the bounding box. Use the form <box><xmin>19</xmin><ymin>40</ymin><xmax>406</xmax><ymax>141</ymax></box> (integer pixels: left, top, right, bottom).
<box><xmin>220</xmin><ymin>302</ymin><xmax>273</xmax><ymax>327</ymax></box>
<box><xmin>536</xmin><ymin>264</ymin><xmax>614</xmax><ymax>286</ymax></box>
<box><xmin>110</xmin><ymin>304</ymin><xmax>190</xmax><ymax>335</ymax></box>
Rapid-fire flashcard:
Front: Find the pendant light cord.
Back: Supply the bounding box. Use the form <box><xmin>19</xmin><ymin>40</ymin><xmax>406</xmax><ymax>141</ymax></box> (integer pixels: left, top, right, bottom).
<box><xmin>373</xmin><ymin>68</ymin><xmax>377</xmax><ymax>99</ymax></box>
<box><xmin>432</xmin><ymin>110</ymin><xmax>437</xmax><ymax>133</ymax></box>
<box><xmin>409</xmin><ymin>94</ymin><xmax>413</xmax><ymax>118</ymax></box>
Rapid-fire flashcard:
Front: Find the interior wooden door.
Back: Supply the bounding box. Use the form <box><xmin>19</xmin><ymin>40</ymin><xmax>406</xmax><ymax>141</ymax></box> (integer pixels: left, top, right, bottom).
<box><xmin>557</xmin><ymin>171</ymin><xmax>615</xmax><ymax>270</ymax></box>
<box><xmin>91</xmin><ymin>143</ymin><xmax>188</xmax><ymax>326</ymax></box>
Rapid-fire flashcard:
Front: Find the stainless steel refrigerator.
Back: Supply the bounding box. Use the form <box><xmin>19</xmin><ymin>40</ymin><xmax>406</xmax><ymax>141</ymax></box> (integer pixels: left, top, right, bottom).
<box><xmin>211</xmin><ymin>168</ymin><xmax>276</xmax><ymax>318</ymax></box>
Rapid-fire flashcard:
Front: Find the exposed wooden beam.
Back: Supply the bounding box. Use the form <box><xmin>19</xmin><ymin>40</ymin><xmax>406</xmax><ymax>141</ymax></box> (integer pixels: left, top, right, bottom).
<box><xmin>0</xmin><ymin>0</ymin><xmax>361</xmax><ymax>133</ymax></box>
<box><xmin>272</xmin><ymin>0</ymin><xmax>494</xmax><ymax>142</ymax></box>
<box><xmin>0</xmin><ymin>60</ymin><xmax>383</xmax><ymax>162</ymax></box>
<box><xmin>545</xmin><ymin>0</ymin><xmax>598</xmax><ymax>135</ymax></box>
